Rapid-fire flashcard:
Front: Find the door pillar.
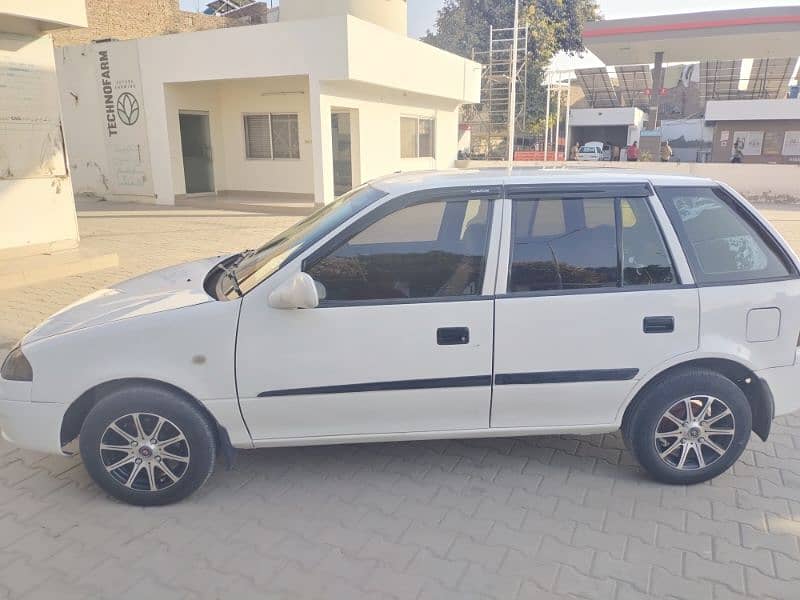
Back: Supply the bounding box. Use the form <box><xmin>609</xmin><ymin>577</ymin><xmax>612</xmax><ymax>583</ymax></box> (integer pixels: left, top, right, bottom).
<box><xmin>309</xmin><ymin>79</ymin><xmax>335</xmax><ymax>206</ymax></box>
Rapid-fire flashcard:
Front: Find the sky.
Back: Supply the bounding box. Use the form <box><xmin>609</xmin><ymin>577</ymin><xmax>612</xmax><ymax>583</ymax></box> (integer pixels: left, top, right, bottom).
<box><xmin>407</xmin><ymin>0</ymin><xmax>800</xmax><ymax>38</ymax></box>
<box><xmin>181</xmin><ymin>1</ymin><xmax>800</xmax><ymax>38</ymax></box>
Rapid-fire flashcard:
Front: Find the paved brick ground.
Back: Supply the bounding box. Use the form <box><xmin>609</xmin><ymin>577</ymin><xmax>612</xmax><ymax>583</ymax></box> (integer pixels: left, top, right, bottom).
<box><xmin>2</xmin><ymin>200</ymin><xmax>800</xmax><ymax>599</ymax></box>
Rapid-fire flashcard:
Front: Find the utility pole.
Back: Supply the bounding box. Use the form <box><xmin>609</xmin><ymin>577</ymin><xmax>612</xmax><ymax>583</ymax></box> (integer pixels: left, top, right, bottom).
<box><xmin>543</xmin><ymin>75</ymin><xmax>551</xmax><ymax>162</ymax></box>
<box><xmin>555</xmin><ymin>74</ymin><xmax>563</xmax><ymax>161</ymax></box>
<box><xmin>507</xmin><ymin>0</ymin><xmax>520</xmax><ymax>163</ymax></box>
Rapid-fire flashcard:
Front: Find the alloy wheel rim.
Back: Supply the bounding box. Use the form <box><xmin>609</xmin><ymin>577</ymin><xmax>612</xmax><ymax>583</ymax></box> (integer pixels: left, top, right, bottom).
<box><xmin>99</xmin><ymin>413</ymin><xmax>190</xmax><ymax>492</ymax></box>
<box><xmin>654</xmin><ymin>395</ymin><xmax>735</xmax><ymax>471</ymax></box>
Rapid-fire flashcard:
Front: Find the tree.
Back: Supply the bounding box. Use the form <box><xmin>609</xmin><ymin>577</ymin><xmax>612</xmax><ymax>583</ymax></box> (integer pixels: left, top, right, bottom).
<box><xmin>423</xmin><ymin>0</ymin><xmax>600</xmax><ymax>129</ymax></box>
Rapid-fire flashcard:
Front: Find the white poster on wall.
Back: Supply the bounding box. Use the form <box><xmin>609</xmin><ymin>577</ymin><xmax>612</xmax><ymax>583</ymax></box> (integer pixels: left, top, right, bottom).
<box><xmin>783</xmin><ymin>131</ymin><xmax>800</xmax><ymax>156</ymax></box>
<box><xmin>92</xmin><ymin>41</ymin><xmax>153</xmax><ymax>197</ymax></box>
<box><xmin>732</xmin><ymin>131</ymin><xmax>764</xmax><ymax>157</ymax></box>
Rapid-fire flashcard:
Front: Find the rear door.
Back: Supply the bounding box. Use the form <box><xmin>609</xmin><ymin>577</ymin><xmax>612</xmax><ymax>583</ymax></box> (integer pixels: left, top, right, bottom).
<box><xmin>657</xmin><ymin>185</ymin><xmax>800</xmax><ymax>371</ymax></box>
<box><xmin>491</xmin><ymin>183</ymin><xmax>700</xmax><ymax>429</ymax></box>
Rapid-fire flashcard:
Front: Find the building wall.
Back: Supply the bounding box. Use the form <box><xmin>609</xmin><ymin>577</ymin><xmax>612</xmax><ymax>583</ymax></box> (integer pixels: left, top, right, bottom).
<box><xmin>56</xmin><ymin>15</ymin><xmax>480</xmax><ymax>205</ymax></box>
<box><xmin>164</xmin><ymin>77</ymin><xmax>315</xmax><ymax>198</ymax></box>
<box><xmin>0</xmin><ymin>0</ymin><xmax>87</xmax><ymax>32</ymax></box>
<box><xmin>161</xmin><ymin>77</ymin><xmax>460</xmax><ymax>200</ymax></box>
<box><xmin>51</xmin><ymin>0</ymin><xmax>239</xmax><ymax>47</ymax></box>
<box><xmin>322</xmin><ymin>81</ymin><xmax>461</xmax><ymax>185</ymax></box>
<box><xmin>58</xmin><ymin>40</ymin><xmax>156</xmax><ymax>201</ymax></box>
<box><xmin>706</xmin><ymin>99</ymin><xmax>800</xmax><ymax>122</ymax></box>
<box><xmin>346</xmin><ymin>16</ymin><xmax>482</xmax><ymax>103</ymax></box>
<box><xmin>0</xmin><ymin>32</ymin><xmax>79</xmax><ymax>256</ymax></box>
<box><xmin>164</xmin><ymin>81</ymin><xmax>226</xmax><ymax>197</ymax></box>
<box><xmin>711</xmin><ymin>120</ymin><xmax>800</xmax><ymax>164</ymax></box>
<box><xmin>569</xmin><ymin>107</ymin><xmax>646</xmax><ymax>128</ymax></box>
<box><xmin>280</xmin><ymin>0</ymin><xmax>408</xmax><ymax>35</ymax></box>
<box><xmin>217</xmin><ymin>77</ymin><xmax>313</xmax><ymax>196</ymax></box>
<box><xmin>57</xmin><ymin>44</ymin><xmax>112</xmax><ymax>197</ymax></box>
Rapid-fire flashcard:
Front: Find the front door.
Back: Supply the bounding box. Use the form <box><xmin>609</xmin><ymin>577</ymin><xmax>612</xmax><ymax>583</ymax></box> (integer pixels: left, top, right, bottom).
<box><xmin>179</xmin><ymin>112</ymin><xmax>214</xmax><ymax>194</ymax></box>
<box><xmin>331</xmin><ymin>112</ymin><xmax>353</xmax><ymax>196</ymax></box>
<box><xmin>491</xmin><ymin>185</ymin><xmax>700</xmax><ymax>429</ymax></box>
<box><xmin>236</xmin><ymin>188</ymin><xmax>501</xmax><ymax>441</ymax></box>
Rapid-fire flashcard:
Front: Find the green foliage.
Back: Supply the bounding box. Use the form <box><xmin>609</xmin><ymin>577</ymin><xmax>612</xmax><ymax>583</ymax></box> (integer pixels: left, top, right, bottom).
<box><xmin>422</xmin><ymin>0</ymin><xmax>600</xmax><ymax>125</ymax></box>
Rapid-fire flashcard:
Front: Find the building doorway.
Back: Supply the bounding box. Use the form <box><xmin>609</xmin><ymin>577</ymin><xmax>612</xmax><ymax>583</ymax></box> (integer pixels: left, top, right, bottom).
<box><xmin>179</xmin><ymin>112</ymin><xmax>215</xmax><ymax>194</ymax></box>
<box><xmin>331</xmin><ymin>112</ymin><xmax>353</xmax><ymax>196</ymax></box>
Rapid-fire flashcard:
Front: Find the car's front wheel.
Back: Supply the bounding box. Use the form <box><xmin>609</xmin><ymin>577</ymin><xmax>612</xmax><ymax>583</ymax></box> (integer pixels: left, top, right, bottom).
<box><xmin>79</xmin><ymin>384</ymin><xmax>217</xmax><ymax>506</ymax></box>
<box><xmin>624</xmin><ymin>368</ymin><xmax>752</xmax><ymax>485</ymax></box>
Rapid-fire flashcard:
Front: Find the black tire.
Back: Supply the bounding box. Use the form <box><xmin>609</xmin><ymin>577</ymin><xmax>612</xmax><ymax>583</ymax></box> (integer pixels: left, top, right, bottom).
<box><xmin>79</xmin><ymin>384</ymin><xmax>217</xmax><ymax>506</ymax></box>
<box><xmin>624</xmin><ymin>368</ymin><xmax>751</xmax><ymax>485</ymax></box>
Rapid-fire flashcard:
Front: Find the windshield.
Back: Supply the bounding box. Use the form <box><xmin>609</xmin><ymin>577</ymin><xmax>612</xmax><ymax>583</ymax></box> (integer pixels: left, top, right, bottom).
<box><xmin>221</xmin><ymin>184</ymin><xmax>388</xmax><ymax>297</ymax></box>
<box><xmin>579</xmin><ymin>146</ymin><xmax>596</xmax><ymax>153</ymax></box>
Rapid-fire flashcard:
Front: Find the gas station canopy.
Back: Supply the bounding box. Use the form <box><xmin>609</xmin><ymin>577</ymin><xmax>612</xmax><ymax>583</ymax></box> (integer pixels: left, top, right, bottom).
<box><xmin>583</xmin><ymin>6</ymin><xmax>800</xmax><ymax>66</ymax></box>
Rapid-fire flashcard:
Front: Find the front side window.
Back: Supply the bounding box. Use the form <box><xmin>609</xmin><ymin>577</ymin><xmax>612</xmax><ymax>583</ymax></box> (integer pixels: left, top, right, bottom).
<box><xmin>244</xmin><ymin>113</ymin><xmax>300</xmax><ymax>160</ymax></box>
<box><xmin>307</xmin><ymin>196</ymin><xmax>492</xmax><ymax>302</ymax></box>
<box><xmin>508</xmin><ymin>196</ymin><xmax>675</xmax><ymax>293</ymax></box>
<box><xmin>658</xmin><ymin>186</ymin><xmax>792</xmax><ymax>284</ymax></box>
<box><xmin>400</xmin><ymin>116</ymin><xmax>435</xmax><ymax>159</ymax></box>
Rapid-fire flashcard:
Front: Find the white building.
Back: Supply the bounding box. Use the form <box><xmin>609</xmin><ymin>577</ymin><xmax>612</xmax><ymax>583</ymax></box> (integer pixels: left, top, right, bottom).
<box><xmin>57</xmin><ymin>0</ymin><xmax>482</xmax><ymax>206</ymax></box>
<box><xmin>0</xmin><ymin>1</ymin><xmax>87</xmax><ymax>257</ymax></box>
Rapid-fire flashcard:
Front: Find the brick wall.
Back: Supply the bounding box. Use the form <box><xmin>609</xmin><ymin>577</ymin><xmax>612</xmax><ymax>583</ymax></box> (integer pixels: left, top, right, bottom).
<box><xmin>52</xmin><ymin>0</ymin><xmax>271</xmax><ymax>47</ymax></box>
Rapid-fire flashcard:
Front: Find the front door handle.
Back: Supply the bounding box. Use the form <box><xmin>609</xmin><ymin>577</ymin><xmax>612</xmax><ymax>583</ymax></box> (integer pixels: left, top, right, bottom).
<box><xmin>643</xmin><ymin>316</ymin><xmax>675</xmax><ymax>334</ymax></box>
<box><xmin>437</xmin><ymin>327</ymin><xmax>470</xmax><ymax>345</ymax></box>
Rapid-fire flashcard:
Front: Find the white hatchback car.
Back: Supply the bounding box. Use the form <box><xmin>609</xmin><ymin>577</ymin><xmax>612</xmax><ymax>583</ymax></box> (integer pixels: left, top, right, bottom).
<box><xmin>2</xmin><ymin>170</ymin><xmax>799</xmax><ymax>505</ymax></box>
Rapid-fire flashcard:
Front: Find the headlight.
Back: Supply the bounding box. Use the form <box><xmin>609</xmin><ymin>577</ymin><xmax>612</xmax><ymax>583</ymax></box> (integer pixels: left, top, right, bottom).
<box><xmin>1</xmin><ymin>346</ymin><xmax>33</xmax><ymax>382</ymax></box>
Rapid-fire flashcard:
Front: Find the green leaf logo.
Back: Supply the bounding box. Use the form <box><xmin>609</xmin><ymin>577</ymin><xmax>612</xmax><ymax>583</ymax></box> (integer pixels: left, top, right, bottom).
<box><xmin>116</xmin><ymin>92</ymin><xmax>140</xmax><ymax>126</ymax></box>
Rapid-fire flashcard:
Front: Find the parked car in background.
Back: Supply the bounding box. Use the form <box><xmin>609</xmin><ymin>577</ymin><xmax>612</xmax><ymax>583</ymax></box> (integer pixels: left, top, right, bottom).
<box><xmin>577</xmin><ymin>141</ymin><xmax>611</xmax><ymax>161</ymax></box>
<box><xmin>576</xmin><ymin>144</ymin><xmax>603</xmax><ymax>161</ymax></box>
<box><xmin>2</xmin><ymin>170</ymin><xmax>799</xmax><ymax>505</ymax></box>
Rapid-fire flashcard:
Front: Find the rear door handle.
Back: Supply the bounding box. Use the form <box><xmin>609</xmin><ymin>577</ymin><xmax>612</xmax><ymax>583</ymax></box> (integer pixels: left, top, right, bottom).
<box><xmin>437</xmin><ymin>327</ymin><xmax>470</xmax><ymax>345</ymax></box>
<box><xmin>643</xmin><ymin>316</ymin><xmax>675</xmax><ymax>334</ymax></box>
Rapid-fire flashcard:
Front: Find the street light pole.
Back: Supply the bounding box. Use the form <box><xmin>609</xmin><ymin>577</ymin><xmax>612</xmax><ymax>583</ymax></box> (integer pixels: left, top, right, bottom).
<box><xmin>507</xmin><ymin>0</ymin><xmax>520</xmax><ymax>164</ymax></box>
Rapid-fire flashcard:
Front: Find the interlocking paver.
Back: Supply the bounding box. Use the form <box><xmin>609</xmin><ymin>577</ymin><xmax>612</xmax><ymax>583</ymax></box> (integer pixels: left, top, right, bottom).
<box><xmin>1</xmin><ymin>201</ymin><xmax>800</xmax><ymax>599</ymax></box>
<box><xmin>591</xmin><ymin>551</ymin><xmax>650</xmax><ymax>592</ymax></box>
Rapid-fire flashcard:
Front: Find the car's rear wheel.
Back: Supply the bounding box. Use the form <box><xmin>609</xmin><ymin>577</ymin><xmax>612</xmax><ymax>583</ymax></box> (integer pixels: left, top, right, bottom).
<box><xmin>79</xmin><ymin>384</ymin><xmax>217</xmax><ymax>506</ymax></box>
<box><xmin>624</xmin><ymin>369</ymin><xmax>751</xmax><ymax>485</ymax></box>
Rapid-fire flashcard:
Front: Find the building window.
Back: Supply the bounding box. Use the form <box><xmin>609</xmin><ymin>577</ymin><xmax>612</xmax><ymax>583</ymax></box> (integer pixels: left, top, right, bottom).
<box><xmin>244</xmin><ymin>113</ymin><xmax>300</xmax><ymax>160</ymax></box>
<box><xmin>401</xmin><ymin>116</ymin><xmax>435</xmax><ymax>159</ymax></box>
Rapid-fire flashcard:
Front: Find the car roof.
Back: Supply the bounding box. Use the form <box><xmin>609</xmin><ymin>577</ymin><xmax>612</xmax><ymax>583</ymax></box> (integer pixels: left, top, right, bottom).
<box><xmin>371</xmin><ymin>168</ymin><xmax>715</xmax><ymax>195</ymax></box>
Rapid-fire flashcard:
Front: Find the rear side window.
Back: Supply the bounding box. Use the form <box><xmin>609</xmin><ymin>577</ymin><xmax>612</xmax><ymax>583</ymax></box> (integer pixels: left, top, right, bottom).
<box><xmin>657</xmin><ymin>187</ymin><xmax>792</xmax><ymax>284</ymax></box>
<box><xmin>508</xmin><ymin>196</ymin><xmax>675</xmax><ymax>293</ymax></box>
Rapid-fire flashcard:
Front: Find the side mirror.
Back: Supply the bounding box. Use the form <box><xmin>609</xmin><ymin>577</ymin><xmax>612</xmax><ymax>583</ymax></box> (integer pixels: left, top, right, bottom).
<box><xmin>268</xmin><ymin>272</ymin><xmax>320</xmax><ymax>310</ymax></box>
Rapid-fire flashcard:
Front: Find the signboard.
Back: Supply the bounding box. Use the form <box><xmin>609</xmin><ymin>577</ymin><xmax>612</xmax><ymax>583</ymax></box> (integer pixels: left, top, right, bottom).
<box><xmin>783</xmin><ymin>131</ymin><xmax>800</xmax><ymax>156</ymax></box>
<box><xmin>720</xmin><ymin>130</ymin><xmax>730</xmax><ymax>148</ymax></box>
<box><xmin>732</xmin><ymin>131</ymin><xmax>764</xmax><ymax>157</ymax></box>
<box><xmin>763</xmin><ymin>131</ymin><xmax>783</xmax><ymax>156</ymax></box>
<box><xmin>92</xmin><ymin>41</ymin><xmax>153</xmax><ymax>197</ymax></box>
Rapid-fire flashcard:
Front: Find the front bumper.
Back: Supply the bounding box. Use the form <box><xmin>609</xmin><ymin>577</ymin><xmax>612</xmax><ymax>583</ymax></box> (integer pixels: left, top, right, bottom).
<box><xmin>0</xmin><ymin>380</ymin><xmax>66</xmax><ymax>455</ymax></box>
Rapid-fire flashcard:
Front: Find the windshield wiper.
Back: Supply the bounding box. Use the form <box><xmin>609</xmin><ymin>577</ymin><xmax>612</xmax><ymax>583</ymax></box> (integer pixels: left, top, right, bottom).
<box><xmin>216</xmin><ymin>263</ymin><xmax>244</xmax><ymax>298</ymax></box>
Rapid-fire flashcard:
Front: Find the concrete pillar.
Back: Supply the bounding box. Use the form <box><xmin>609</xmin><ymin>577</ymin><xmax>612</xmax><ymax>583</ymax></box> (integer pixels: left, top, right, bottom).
<box><xmin>308</xmin><ymin>78</ymin><xmax>334</xmax><ymax>205</ymax></box>
<box><xmin>143</xmin><ymin>82</ymin><xmax>176</xmax><ymax>205</ymax></box>
<box><xmin>648</xmin><ymin>51</ymin><xmax>665</xmax><ymax>130</ymax></box>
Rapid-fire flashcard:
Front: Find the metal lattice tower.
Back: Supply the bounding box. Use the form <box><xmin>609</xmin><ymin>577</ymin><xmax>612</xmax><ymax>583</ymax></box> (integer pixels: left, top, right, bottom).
<box><xmin>467</xmin><ymin>24</ymin><xmax>529</xmax><ymax>159</ymax></box>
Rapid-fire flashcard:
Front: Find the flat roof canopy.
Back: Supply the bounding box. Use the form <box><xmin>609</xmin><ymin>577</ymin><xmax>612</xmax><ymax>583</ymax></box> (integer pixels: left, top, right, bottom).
<box><xmin>583</xmin><ymin>6</ymin><xmax>800</xmax><ymax>65</ymax></box>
